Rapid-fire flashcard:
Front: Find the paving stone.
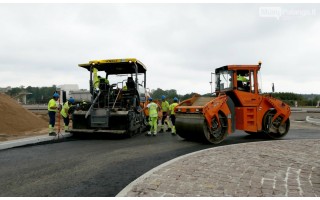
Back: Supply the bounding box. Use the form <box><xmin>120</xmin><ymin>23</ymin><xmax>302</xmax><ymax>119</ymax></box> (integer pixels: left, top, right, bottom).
<box><xmin>287</xmin><ymin>192</ymin><xmax>301</xmax><ymax>197</ymax></box>
<box><xmin>120</xmin><ymin>140</ymin><xmax>320</xmax><ymax>197</ymax></box>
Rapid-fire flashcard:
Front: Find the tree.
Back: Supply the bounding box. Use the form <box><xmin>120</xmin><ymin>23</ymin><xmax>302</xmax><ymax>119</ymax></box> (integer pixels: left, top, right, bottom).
<box><xmin>6</xmin><ymin>86</ymin><xmax>57</xmax><ymax>104</ymax></box>
<box><xmin>150</xmin><ymin>88</ymin><xmax>179</xmax><ymax>102</ymax></box>
<box><xmin>6</xmin><ymin>87</ymin><xmax>23</xmax><ymax>97</ymax></box>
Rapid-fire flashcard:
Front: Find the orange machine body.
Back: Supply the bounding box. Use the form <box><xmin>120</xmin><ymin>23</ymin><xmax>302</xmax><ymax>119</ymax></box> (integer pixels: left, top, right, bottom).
<box><xmin>175</xmin><ymin>63</ymin><xmax>291</xmax><ymax>143</ymax></box>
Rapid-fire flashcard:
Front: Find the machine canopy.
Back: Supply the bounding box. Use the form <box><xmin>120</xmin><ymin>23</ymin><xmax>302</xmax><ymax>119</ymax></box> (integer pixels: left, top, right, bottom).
<box><xmin>78</xmin><ymin>58</ymin><xmax>147</xmax><ymax>75</ymax></box>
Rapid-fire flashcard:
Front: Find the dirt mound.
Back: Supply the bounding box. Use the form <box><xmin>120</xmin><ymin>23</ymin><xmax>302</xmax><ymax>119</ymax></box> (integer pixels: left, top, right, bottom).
<box><xmin>0</xmin><ymin>93</ymin><xmax>48</xmax><ymax>138</ymax></box>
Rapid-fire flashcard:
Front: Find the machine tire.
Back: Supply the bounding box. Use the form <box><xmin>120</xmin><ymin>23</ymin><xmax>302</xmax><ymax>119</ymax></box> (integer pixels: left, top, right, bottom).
<box><xmin>263</xmin><ymin>110</ymin><xmax>290</xmax><ymax>139</ymax></box>
<box><xmin>202</xmin><ymin>112</ymin><xmax>228</xmax><ymax>144</ymax></box>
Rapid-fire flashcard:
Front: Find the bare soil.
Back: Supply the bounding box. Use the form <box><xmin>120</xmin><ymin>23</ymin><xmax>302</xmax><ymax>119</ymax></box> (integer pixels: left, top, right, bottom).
<box><xmin>0</xmin><ymin>93</ymin><xmax>49</xmax><ymax>141</ymax></box>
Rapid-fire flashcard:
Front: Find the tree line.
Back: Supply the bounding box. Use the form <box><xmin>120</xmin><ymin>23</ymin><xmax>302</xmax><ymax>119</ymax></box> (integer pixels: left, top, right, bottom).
<box><xmin>5</xmin><ymin>85</ymin><xmax>57</xmax><ymax>104</ymax></box>
<box><xmin>4</xmin><ymin>86</ymin><xmax>320</xmax><ymax>106</ymax></box>
<box><xmin>270</xmin><ymin>92</ymin><xmax>319</xmax><ymax>107</ymax></box>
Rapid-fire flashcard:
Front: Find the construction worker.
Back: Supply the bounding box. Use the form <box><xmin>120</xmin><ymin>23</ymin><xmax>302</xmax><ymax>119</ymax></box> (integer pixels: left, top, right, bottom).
<box><xmin>98</xmin><ymin>75</ymin><xmax>109</xmax><ymax>86</ymax></box>
<box><xmin>159</xmin><ymin>95</ymin><xmax>170</xmax><ymax>133</ymax></box>
<box><xmin>122</xmin><ymin>84</ymin><xmax>128</xmax><ymax>91</ymax></box>
<box><xmin>237</xmin><ymin>74</ymin><xmax>249</xmax><ymax>91</ymax></box>
<box><xmin>48</xmin><ymin>92</ymin><xmax>60</xmax><ymax>136</ymax></box>
<box><xmin>237</xmin><ymin>74</ymin><xmax>249</xmax><ymax>82</ymax></box>
<box><xmin>140</xmin><ymin>97</ymin><xmax>159</xmax><ymax>136</ymax></box>
<box><xmin>60</xmin><ymin>97</ymin><xmax>75</xmax><ymax>132</ymax></box>
<box><xmin>169</xmin><ymin>97</ymin><xmax>179</xmax><ymax>135</ymax></box>
<box><xmin>93</xmin><ymin>67</ymin><xmax>100</xmax><ymax>91</ymax></box>
<box><xmin>93</xmin><ymin>67</ymin><xmax>109</xmax><ymax>92</ymax></box>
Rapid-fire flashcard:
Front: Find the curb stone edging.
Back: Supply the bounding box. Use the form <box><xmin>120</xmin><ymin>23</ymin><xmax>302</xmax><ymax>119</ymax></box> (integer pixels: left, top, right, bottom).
<box><xmin>0</xmin><ymin>133</ymin><xmax>72</xmax><ymax>151</ymax></box>
<box><xmin>306</xmin><ymin>116</ymin><xmax>320</xmax><ymax>126</ymax></box>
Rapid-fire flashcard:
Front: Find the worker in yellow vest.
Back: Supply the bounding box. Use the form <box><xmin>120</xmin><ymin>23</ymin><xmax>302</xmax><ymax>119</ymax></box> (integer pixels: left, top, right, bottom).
<box><xmin>60</xmin><ymin>97</ymin><xmax>75</xmax><ymax>132</ymax></box>
<box><xmin>237</xmin><ymin>74</ymin><xmax>249</xmax><ymax>82</ymax></box>
<box><xmin>169</xmin><ymin>97</ymin><xmax>179</xmax><ymax>135</ymax></box>
<box><xmin>48</xmin><ymin>92</ymin><xmax>60</xmax><ymax>136</ymax></box>
<box><xmin>159</xmin><ymin>95</ymin><xmax>170</xmax><ymax>133</ymax></box>
<box><xmin>93</xmin><ymin>67</ymin><xmax>100</xmax><ymax>91</ymax></box>
<box><xmin>93</xmin><ymin>67</ymin><xmax>109</xmax><ymax>92</ymax></box>
<box><xmin>237</xmin><ymin>74</ymin><xmax>249</xmax><ymax>91</ymax></box>
<box><xmin>140</xmin><ymin>97</ymin><xmax>159</xmax><ymax>136</ymax></box>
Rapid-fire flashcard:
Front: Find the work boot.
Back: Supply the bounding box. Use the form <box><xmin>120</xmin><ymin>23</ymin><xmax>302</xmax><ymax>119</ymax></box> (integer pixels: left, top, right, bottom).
<box><xmin>48</xmin><ymin>125</ymin><xmax>53</xmax><ymax>134</ymax></box>
<box><xmin>146</xmin><ymin>131</ymin><xmax>152</xmax><ymax>136</ymax></box>
<box><xmin>153</xmin><ymin>132</ymin><xmax>157</xmax><ymax>136</ymax></box>
<box><xmin>64</xmin><ymin>125</ymin><xmax>69</xmax><ymax>132</ymax></box>
<box><xmin>171</xmin><ymin>126</ymin><xmax>176</xmax><ymax>136</ymax></box>
<box><xmin>49</xmin><ymin>132</ymin><xmax>57</xmax><ymax>136</ymax></box>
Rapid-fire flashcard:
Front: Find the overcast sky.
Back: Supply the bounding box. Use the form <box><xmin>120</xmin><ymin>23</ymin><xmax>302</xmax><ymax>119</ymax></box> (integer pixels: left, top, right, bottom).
<box><xmin>0</xmin><ymin>3</ymin><xmax>319</xmax><ymax>95</ymax></box>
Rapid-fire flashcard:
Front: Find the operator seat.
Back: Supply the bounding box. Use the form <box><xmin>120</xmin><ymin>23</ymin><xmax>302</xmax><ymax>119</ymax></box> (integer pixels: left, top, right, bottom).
<box><xmin>121</xmin><ymin>77</ymin><xmax>137</xmax><ymax>110</ymax></box>
<box><xmin>237</xmin><ymin>80</ymin><xmax>250</xmax><ymax>92</ymax></box>
<box><xmin>126</xmin><ymin>77</ymin><xmax>135</xmax><ymax>90</ymax></box>
<box><xmin>237</xmin><ymin>81</ymin><xmax>244</xmax><ymax>90</ymax></box>
<box><xmin>96</xmin><ymin>78</ymin><xmax>110</xmax><ymax>108</ymax></box>
<box><xmin>99</xmin><ymin>78</ymin><xmax>110</xmax><ymax>91</ymax></box>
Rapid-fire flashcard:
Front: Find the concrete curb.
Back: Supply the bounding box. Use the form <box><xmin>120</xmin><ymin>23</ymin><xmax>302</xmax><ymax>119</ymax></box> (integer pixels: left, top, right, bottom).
<box><xmin>0</xmin><ymin>132</ymin><xmax>72</xmax><ymax>151</ymax></box>
<box><xmin>306</xmin><ymin>116</ymin><xmax>320</xmax><ymax>126</ymax></box>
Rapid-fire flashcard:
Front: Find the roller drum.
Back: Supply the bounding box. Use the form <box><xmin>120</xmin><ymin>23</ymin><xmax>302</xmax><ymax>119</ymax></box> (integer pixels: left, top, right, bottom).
<box><xmin>175</xmin><ymin>113</ymin><xmax>207</xmax><ymax>142</ymax></box>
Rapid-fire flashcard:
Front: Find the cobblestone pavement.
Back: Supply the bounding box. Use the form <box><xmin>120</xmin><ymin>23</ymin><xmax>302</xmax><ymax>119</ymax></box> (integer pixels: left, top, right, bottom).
<box><xmin>118</xmin><ymin>139</ymin><xmax>320</xmax><ymax>197</ymax></box>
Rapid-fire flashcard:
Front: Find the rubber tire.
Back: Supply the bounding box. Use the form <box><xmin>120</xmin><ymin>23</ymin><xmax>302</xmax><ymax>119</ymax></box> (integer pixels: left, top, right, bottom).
<box><xmin>262</xmin><ymin>110</ymin><xmax>290</xmax><ymax>139</ymax></box>
<box><xmin>202</xmin><ymin>112</ymin><xmax>228</xmax><ymax>144</ymax></box>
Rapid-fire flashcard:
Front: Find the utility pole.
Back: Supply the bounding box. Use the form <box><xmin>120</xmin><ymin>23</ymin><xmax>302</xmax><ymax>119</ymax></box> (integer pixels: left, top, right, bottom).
<box><xmin>272</xmin><ymin>83</ymin><xmax>275</xmax><ymax>93</ymax></box>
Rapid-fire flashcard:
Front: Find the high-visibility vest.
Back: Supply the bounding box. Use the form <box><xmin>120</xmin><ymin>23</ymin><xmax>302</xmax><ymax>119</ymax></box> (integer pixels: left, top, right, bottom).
<box><xmin>148</xmin><ymin>102</ymin><xmax>158</xmax><ymax>118</ymax></box>
<box><xmin>93</xmin><ymin>68</ymin><xmax>99</xmax><ymax>89</ymax></box>
<box><xmin>169</xmin><ymin>103</ymin><xmax>179</xmax><ymax>115</ymax></box>
<box><xmin>60</xmin><ymin>102</ymin><xmax>70</xmax><ymax>118</ymax></box>
<box><xmin>161</xmin><ymin>101</ymin><xmax>169</xmax><ymax>112</ymax></box>
<box><xmin>48</xmin><ymin>99</ymin><xmax>57</xmax><ymax>112</ymax></box>
<box><xmin>237</xmin><ymin>75</ymin><xmax>248</xmax><ymax>82</ymax></box>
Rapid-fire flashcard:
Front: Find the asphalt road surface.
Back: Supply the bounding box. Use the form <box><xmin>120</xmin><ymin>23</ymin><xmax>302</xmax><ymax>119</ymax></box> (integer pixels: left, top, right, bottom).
<box><xmin>1</xmin><ymin>122</ymin><xmax>319</xmax><ymax>197</ymax></box>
